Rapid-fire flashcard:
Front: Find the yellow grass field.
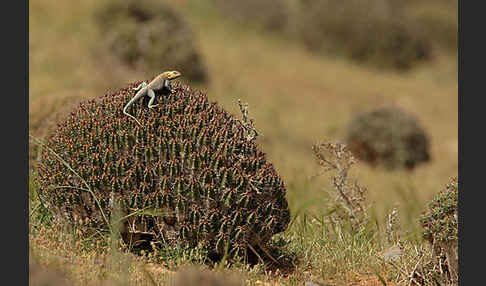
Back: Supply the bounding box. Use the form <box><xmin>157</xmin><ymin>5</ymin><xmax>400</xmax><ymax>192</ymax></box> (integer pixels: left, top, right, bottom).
<box><xmin>29</xmin><ymin>0</ymin><xmax>457</xmax><ymax>285</ymax></box>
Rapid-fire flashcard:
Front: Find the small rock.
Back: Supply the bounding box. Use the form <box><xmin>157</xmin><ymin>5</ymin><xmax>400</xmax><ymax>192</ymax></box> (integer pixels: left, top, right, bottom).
<box><xmin>305</xmin><ymin>282</ymin><xmax>322</xmax><ymax>286</ymax></box>
<box><xmin>382</xmin><ymin>245</ymin><xmax>403</xmax><ymax>260</ymax></box>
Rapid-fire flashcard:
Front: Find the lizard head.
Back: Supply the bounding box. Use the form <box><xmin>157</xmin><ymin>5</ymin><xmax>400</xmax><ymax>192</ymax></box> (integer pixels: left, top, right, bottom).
<box><xmin>162</xmin><ymin>70</ymin><xmax>182</xmax><ymax>80</ymax></box>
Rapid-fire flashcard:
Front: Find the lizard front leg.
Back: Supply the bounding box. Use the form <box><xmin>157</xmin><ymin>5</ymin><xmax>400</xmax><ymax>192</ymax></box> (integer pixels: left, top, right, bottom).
<box><xmin>147</xmin><ymin>89</ymin><xmax>159</xmax><ymax>108</ymax></box>
<box><xmin>133</xmin><ymin>82</ymin><xmax>148</xmax><ymax>91</ymax></box>
<box><xmin>163</xmin><ymin>79</ymin><xmax>173</xmax><ymax>93</ymax></box>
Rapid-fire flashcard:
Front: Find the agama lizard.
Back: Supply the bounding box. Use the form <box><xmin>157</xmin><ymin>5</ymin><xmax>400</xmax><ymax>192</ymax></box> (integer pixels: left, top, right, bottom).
<box><xmin>123</xmin><ymin>70</ymin><xmax>182</xmax><ymax>125</ymax></box>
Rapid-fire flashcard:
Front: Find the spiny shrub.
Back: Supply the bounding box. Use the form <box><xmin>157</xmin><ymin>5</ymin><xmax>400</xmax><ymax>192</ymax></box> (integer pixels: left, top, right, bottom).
<box><xmin>94</xmin><ymin>0</ymin><xmax>208</xmax><ymax>83</ymax></box>
<box><xmin>36</xmin><ymin>80</ymin><xmax>290</xmax><ymax>260</ymax></box>
<box><xmin>346</xmin><ymin>106</ymin><xmax>430</xmax><ymax>170</ymax></box>
<box><xmin>419</xmin><ymin>176</ymin><xmax>458</xmax><ymax>284</ymax></box>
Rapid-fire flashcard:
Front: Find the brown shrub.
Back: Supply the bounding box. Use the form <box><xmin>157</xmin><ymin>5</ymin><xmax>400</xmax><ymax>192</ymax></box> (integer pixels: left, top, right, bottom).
<box><xmin>211</xmin><ymin>0</ymin><xmax>290</xmax><ymax>32</ymax></box>
<box><xmin>346</xmin><ymin>106</ymin><xmax>430</xmax><ymax>170</ymax></box>
<box><xmin>95</xmin><ymin>0</ymin><xmax>208</xmax><ymax>83</ymax></box>
<box><xmin>294</xmin><ymin>0</ymin><xmax>431</xmax><ymax>70</ymax></box>
<box><xmin>209</xmin><ymin>0</ymin><xmax>458</xmax><ymax>70</ymax></box>
<box><xmin>402</xmin><ymin>1</ymin><xmax>457</xmax><ymax>52</ymax></box>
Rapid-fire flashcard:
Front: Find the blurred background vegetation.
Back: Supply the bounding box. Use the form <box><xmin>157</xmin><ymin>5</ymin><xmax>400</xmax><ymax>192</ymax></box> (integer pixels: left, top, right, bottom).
<box><xmin>29</xmin><ymin>0</ymin><xmax>457</xmax><ymax>284</ymax></box>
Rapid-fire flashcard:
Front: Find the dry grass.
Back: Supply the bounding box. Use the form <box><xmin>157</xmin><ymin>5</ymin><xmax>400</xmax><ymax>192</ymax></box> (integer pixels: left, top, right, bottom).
<box><xmin>184</xmin><ymin>10</ymin><xmax>457</xmax><ymax>221</ymax></box>
<box><xmin>29</xmin><ymin>0</ymin><xmax>457</xmax><ymax>285</ymax></box>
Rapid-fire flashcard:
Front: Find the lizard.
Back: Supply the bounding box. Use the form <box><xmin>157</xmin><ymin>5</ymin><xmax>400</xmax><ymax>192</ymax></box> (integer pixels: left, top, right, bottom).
<box><xmin>123</xmin><ymin>70</ymin><xmax>182</xmax><ymax>126</ymax></box>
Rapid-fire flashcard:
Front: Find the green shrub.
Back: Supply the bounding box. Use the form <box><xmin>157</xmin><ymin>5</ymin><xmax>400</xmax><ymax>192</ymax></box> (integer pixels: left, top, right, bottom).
<box><xmin>95</xmin><ymin>0</ymin><xmax>208</xmax><ymax>83</ymax></box>
<box><xmin>36</xmin><ymin>79</ymin><xmax>290</xmax><ymax>260</ymax></box>
<box><xmin>419</xmin><ymin>176</ymin><xmax>458</xmax><ymax>284</ymax></box>
<box><xmin>346</xmin><ymin>106</ymin><xmax>430</xmax><ymax>170</ymax></box>
<box><xmin>420</xmin><ymin>177</ymin><xmax>458</xmax><ymax>244</ymax></box>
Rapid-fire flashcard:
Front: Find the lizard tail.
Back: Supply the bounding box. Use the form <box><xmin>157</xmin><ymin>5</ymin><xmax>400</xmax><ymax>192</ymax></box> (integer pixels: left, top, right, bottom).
<box><xmin>123</xmin><ymin>107</ymin><xmax>143</xmax><ymax>126</ymax></box>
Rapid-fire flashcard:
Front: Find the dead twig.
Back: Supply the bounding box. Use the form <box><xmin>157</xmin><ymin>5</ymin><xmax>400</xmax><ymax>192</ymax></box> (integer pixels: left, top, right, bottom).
<box><xmin>236</xmin><ymin>99</ymin><xmax>260</xmax><ymax>141</ymax></box>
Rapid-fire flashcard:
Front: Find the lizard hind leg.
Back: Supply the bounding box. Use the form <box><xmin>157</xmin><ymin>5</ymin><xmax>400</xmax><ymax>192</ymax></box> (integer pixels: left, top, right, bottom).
<box><xmin>147</xmin><ymin>89</ymin><xmax>159</xmax><ymax>108</ymax></box>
